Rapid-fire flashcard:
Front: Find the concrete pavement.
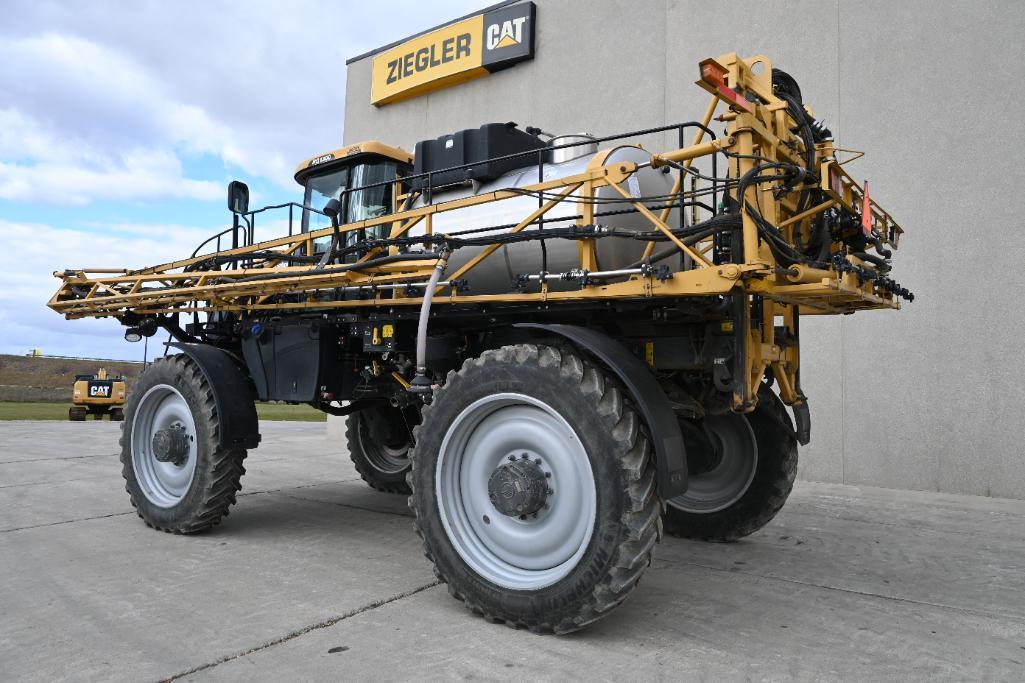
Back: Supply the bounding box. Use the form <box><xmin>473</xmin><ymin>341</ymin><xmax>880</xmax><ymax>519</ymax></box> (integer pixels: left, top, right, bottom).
<box><xmin>2</xmin><ymin>421</ymin><xmax>1024</xmax><ymax>681</ymax></box>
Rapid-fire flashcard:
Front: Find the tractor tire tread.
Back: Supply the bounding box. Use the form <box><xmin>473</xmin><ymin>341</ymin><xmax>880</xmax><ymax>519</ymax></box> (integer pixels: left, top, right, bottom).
<box><xmin>119</xmin><ymin>354</ymin><xmax>247</xmax><ymax>534</ymax></box>
<box><xmin>407</xmin><ymin>343</ymin><xmax>661</xmax><ymax>634</ymax></box>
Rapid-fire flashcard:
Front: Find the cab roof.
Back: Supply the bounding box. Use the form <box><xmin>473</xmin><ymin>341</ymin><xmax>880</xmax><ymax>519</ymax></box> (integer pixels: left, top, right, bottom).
<box><xmin>294</xmin><ymin>141</ymin><xmax>413</xmax><ymax>184</ymax></box>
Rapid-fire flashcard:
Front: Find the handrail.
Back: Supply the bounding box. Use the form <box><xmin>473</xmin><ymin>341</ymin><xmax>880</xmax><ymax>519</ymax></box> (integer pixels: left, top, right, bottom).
<box><xmin>311</xmin><ymin>121</ymin><xmax>719</xmax><ymax>198</ymax></box>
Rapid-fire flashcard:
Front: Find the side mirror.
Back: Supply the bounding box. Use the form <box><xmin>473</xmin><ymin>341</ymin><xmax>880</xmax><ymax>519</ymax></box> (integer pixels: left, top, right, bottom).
<box><xmin>322</xmin><ymin>198</ymin><xmax>342</xmax><ymax>228</ymax></box>
<box><xmin>227</xmin><ymin>180</ymin><xmax>249</xmax><ymax>214</ymax></box>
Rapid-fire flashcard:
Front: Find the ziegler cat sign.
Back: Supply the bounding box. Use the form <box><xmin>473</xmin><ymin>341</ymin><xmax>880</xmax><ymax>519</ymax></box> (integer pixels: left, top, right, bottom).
<box><xmin>371</xmin><ymin>2</ymin><xmax>536</xmax><ymax>106</ymax></box>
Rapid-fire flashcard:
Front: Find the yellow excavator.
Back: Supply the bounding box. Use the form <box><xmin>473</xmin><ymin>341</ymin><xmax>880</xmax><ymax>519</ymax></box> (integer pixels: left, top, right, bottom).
<box><xmin>69</xmin><ymin>367</ymin><xmax>126</xmax><ymax>421</ymax></box>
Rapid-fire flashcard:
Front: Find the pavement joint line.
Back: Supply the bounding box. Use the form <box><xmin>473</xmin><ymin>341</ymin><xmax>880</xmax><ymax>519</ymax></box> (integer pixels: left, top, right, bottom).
<box><xmin>159</xmin><ymin>580</ymin><xmax>443</xmax><ymax>682</ymax></box>
<box><xmin>0</xmin><ymin>476</ymin><xmax>115</xmax><ymax>489</ymax></box>
<box><xmin>0</xmin><ymin>478</ymin><xmax>361</xmax><ymax>534</ymax></box>
<box><xmin>657</xmin><ymin>555</ymin><xmax>1025</xmax><ymax>624</ymax></box>
<box><xmin>1</xmin><ymin>510</ymin><xmax>135</xmax><ymax>533</ymax></box>
<box><xmin>282</xmin><ymin>492</ymin><xmax>413</xmax><ymax>519</ymax></box>
<box><xmin>781</xmin><ymin>507</ymin><xmax>1025</xmax><ymax>537</ymax></box>
<box><xmin>0</xmin><ymin>452</ymin><xmax>119</xmax><ymax>465</ymax></box>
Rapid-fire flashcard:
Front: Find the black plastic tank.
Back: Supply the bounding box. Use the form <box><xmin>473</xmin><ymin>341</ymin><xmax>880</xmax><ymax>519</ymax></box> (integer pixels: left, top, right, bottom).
<box><xmin>410</xmin><ymin>122</ymin><xmax>546</xmax><ymax>191</ymax></box>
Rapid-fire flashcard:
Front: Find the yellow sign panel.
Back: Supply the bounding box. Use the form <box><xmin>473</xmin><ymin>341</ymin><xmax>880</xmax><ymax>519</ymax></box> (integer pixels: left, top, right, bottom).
<box><xmin>370</xmin><ymin>2</ymin><xmax>536</xmax><ymax>106</ymax></box>
<box><xmin>371</xmin><ymin>15</ymin><xmax>485</xmax><ymax>106</ymax></box>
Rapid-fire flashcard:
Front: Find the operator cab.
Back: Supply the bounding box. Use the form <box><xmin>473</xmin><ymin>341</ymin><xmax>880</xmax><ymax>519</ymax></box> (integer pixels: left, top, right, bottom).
<box><xmin>294</xmin><ymin>141</ymin><xmax>413</xmax><ymax>254</ymax></box>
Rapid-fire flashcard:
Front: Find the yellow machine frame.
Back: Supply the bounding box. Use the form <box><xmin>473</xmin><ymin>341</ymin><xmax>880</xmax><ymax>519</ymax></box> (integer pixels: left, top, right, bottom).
<box><xmin>49</xmin><ymin>54</ymin><xmax>904</xmax><ymax>411</ymax></box>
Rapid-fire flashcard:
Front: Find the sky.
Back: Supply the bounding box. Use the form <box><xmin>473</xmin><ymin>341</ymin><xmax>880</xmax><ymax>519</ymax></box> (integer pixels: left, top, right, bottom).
<box><xmin>0</xmin><ymin>0</ymin><xmax>482</xmax><ymax>360</ymax></box>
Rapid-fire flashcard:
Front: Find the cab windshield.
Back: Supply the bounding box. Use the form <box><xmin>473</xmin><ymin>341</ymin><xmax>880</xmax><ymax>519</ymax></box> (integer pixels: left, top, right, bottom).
<box><xmin>302</xmin><ymin>161</ymin><xmax>399</xmax><ymax>253</ymax></box>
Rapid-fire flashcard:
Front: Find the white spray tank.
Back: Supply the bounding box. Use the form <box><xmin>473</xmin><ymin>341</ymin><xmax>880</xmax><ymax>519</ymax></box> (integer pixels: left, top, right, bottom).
<box><xmin>408</xmin><ymin>134</ymin><xmax>678</xmax><ymax>294</ymax></box>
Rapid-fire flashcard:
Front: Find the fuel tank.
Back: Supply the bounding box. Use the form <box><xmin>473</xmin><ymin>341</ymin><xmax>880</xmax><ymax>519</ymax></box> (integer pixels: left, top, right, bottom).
<box><xmin>408</xmin><ymin>144</ymin><xmax>677</xmax><ymax>294</ymax></box>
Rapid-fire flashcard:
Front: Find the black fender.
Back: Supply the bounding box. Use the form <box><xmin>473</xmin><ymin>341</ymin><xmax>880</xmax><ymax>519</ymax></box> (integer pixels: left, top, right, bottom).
<box><xmin>167</xmin><ymin>343</ymin><xmax>261</xmax><ymax>450</ymax></box>
<box><xmin>514</xmin><ymin>324</ymin><xmax>687</xmax><ymax>498</ymax></box>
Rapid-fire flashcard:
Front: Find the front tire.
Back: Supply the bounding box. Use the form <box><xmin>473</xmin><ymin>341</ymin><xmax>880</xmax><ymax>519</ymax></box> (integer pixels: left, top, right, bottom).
<box><xmin>119</xmin><ymin>354</ymin><xmax>249</xmax><ymax>534</ymax></box>
<box><xmin>409</xmin><ymin>344</ymin><xmax>660</xmax><ymax>634</ymax></box>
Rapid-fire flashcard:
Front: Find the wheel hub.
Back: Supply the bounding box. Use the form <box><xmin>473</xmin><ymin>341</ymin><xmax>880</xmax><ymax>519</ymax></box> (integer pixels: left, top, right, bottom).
<box><xmin>668</xmin><ymin>413</ymin><xmax>758</xmax><ymax>514</ymax></box>
<box><xmin>488</xmin><ymin>456</ymin><xmax>549</xmax><ymax>517</ymax></box>
<box><xmin>152</xmin><ymin>425</ymin><xmax>189</xmax><ymax>466</ymax></box>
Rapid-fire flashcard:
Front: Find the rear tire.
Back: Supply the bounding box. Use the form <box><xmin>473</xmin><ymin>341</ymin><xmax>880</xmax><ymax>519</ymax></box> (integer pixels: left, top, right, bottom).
<box><xmin>111</xmin><ymin>407</ymin><xmax>124</xmax><ymax>422</ymax></box>
<box><xmin>69</xmin><ymin>406</ymin><xmax>86</xmax><ymax>421</ymax></box>
<box><xmin>664</xmin><ymin>388</ymin><xmax>797</xmax><ymax>542</ymax></box>
<box><xmin>409</xmin><ymin>344</ymin><xmax>660</xmax><ymax>634</ymax></box>
<box><xmin>345</xmin><ymin>405</ymin><xmax>416</xmax><ymax>494</ymax></box>
<box><xmin>120</xmin><ymin>354</ymin><xmax>249</xmax><ymax>534</ymax></box>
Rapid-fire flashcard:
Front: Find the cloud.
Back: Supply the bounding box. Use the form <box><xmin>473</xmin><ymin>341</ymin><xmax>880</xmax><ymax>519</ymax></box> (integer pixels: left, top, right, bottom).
<box><xmin>0</xmin><ymin>219</ymin><xmax>223</xmax><ymax>358</ymax></box>
<box><xmin>0</xmin><ymin>0</ymin><xmax>485</xmax><ymax>357</ymax></box>
<box><xmin>0</xmin><ymin>1</ymin><xmax>485</xmax><ymax>204</ymax></box>
<box><xmin>0</xmin><ymin>214</ymin><xmax>315</xmax><ymax>358</ymax></box>
<box><xmin>0</xmin><ymin>146</ymin><xmax>223</xmax><ymax>205</ymax></box>
<box><xmin>0</xmin><ymin>33</ymin><xmax>231</xmax><ymax>204</ymax></box>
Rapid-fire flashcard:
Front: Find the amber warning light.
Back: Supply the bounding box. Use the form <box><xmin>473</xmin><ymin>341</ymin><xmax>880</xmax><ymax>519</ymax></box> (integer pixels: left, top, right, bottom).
<box><xmin>699</xmin><ymin>59</ymin><xmax>726</xmax><ymax>88</ymax></box>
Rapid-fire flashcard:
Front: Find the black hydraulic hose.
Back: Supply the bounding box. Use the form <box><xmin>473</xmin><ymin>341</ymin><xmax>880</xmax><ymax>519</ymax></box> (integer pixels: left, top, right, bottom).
<box><xmin>866</xmin><ymin>233</ymin><xmax>892</xmax><ymax>259</ymax></box>
<box><xmin>625</xmin><ymin>214</ymin><xmax>742</xmax><ymax>269</ymax></box>
<box><xmin>734</xmin><ymin>165</ymin><xmax>794</xmax><ymax>213</ymax></box>
<box><xmin>156</xmin><ymin>317</ymin><xmax>199</xmax><ymax>344</ymax></box>
<box><xmin>852</xmin><ymin>251</ymin><xmax>891</xmax><ymax>272</ymax></box>
<box><xmin>777</xmin><ymin>91</ymin><xmax>817</xmax><ymax>177</ymax></box>
<box><xmin>231</xmin><ymin>252</ymin><xmax>439</xmax><ymax>284</ymax></box>
<box><xmin>312</xmin><ymin>398</ymin><xmax>386</xmax><ymax>416</ymax></box>
<box><xmin>332</xmin><ymin>220</ymin><xmax>727</xmax><ymax>260</ymax></box>
<box><xmin>811</xmin><ymin>215</ymin><xmax>832</xmax><ymax>262</ymax></box>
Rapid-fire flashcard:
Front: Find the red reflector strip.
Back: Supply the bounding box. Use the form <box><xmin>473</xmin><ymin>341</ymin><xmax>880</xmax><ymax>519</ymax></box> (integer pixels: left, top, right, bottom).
<box><xmin>861</xmin><ymin>180</ymin><xmax>872</xmax><ymax>235</ymax></box>
<box><xmin>716</xmin><ymin>85</ymin><xmax>752</xmax><ymax>113</ymax></box>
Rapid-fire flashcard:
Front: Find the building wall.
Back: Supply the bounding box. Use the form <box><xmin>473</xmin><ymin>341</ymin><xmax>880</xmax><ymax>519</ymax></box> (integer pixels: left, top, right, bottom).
<box><xmin>340</xmin><ymin>0</ymin><xmax>1025</xmax><ymax>499</ymax></box>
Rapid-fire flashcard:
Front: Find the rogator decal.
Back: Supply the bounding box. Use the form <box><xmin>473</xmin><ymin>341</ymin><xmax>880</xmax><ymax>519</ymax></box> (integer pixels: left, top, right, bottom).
<box><xmin>371</xmin><ymin>2</ymin><xmax>535</xmax><ymax>106</ymax></box>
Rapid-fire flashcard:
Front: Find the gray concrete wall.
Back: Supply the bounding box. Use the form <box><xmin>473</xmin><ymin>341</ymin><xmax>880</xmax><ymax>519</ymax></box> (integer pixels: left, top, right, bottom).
<box><xmin>342</xmin><ymin>0</ymin><xmax>1025</xmax><ymax>499</ymax></box>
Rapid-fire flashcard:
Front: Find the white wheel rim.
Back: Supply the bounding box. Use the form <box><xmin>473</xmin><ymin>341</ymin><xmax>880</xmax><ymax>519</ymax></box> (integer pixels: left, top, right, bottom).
<box><xmin>435</xmin><ymin>393</ymin><xmax>596</xmax><ymax>590</ymax></box>
<box><xmin>356</xmin><ymin>411</ymin><xmax>410</xmax><ymax>474</ymax></box>
<box><xmin>668</xmin><ymin>413</ymin><xmax>758</xmax><ymax>513</ymax></box>
<box><xmin>130</xmin><ymin>384</ymin><xmax>198</xmax><ymax>508</ymax></box>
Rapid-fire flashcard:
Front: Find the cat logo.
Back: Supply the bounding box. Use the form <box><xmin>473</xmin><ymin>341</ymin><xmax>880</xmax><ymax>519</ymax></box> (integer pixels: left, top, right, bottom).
<box><xmin>480</xmin><ymin>3</ymin><xmax>535</xmax><ymax>68</ymax></box>
<box><xmin>486</xmin><ymin>16</ymin><xmax>528</xmax><ymax>50</ymax></box>
<box><xmin>89</xmin><ymin>385</ymin><xmax>110</xmax><ymax>397</ymax></box>
<box><xmin>371</xmin><ymin>2</ymin><xmax>535</xmax><ymax>106</ymax></box>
